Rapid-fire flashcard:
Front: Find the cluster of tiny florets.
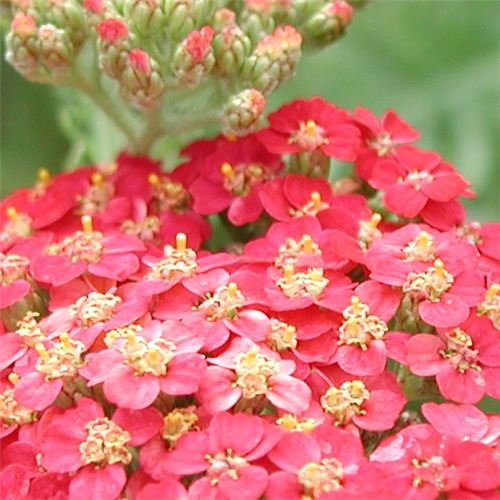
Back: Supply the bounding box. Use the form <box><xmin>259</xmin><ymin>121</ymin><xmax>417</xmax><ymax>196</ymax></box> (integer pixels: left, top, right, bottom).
<box><xmin>0</xmin><ymin>97</ymin><xmax>499</xmax><ymax>500</ymax></box>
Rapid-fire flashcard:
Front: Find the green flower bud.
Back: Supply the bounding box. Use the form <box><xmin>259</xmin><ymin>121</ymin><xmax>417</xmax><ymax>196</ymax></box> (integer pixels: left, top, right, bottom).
<box><xmin>123</xmin><ymin>0</ymin><xmax>166</xmax><ymax>36</ymax></box>
<box><xmin>221</xmin><ymin>88</ymin><xmax>266</xmax><ymax>137</ymax></box>
<box><xmin>37</xmin><ymin>23</ymin><xmax>75</xmax><ymax>73</ymax></box>
<box><xmin>242</xmin><ymin>25</ymin><xmax>302</xmax><ymax>94</ymax></box>
<box><xmin>120</xmin><ymin>48</ymin><xmax>165</xmax><ymax>109</ymax></box>
<box><xmin>212</xmin><ymin>23</ymin><xmax>252</xmax><ymax>77</ymax></box>
<box><xmin>171</xmin><ymin>26</ymin><xmax>215</xmax><ymax>88</ymax></box>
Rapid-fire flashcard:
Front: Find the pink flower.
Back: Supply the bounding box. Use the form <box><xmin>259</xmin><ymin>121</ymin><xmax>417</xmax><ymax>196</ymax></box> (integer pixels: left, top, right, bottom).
<box><xmin>155</xmin><ymin>268</ymin><xmax>270</xmax><ymax>351</ymax></box>
<box><xmin>197</xmin><ymin>337</ymin><xmax>311</xmax><ymax>414</ymax></box>
<box><xmin>308</xmin><ymin>365</ymin><xmax>406</xmax><ymax>431</ymax></box>
<box><xmin>371</xmin><ymin>424</ymin><xmax>500</xmax><ymax>497</ymax></box>
<box><xmin>366</xmin><ymin>223</ymin><xmax>478</xmax><ymax>287</ymax></box>
<box><xmin>189</xmin><ymin>135</ymin><xmax>283</xmax><ymax>226</ymax></box>
<box><xmin>267</xmin><ymin>425</ymin><xmax>385</xmax><ymax>499</ymax></box>
<box><xmin>352</xmin><ymin>106</ymin><xmax>419</xmax><ymax>181</ymax></box>
<box><xmin>80</xmin><ymin>320</ymin><xmax>206</xmax><ymax>409</ymax></box>
<box><xmin>162</xmin><ymin>412</ymin><xmax>280</xmax><ymax>500</ymax></box>
<box><xmin>13</xmin><ymin>333</ymin><xmax>87</xmax><ymax>411</ymax></box>
<box><xmin>369</xmin><ymin>146</ymin><xmax>471</xmax><ymax>228</ymax></box>
<box><xmin>40</xmin><ymin>398</ymin><xmax>162</xmax><ymax>500</ymax></box>
<box><xmin>422</xmin><ymin>402</ymin><xmax>500</xmax><ymax>445</ymax></box>
<box><xmin>31</xmin><ymin>217</ymin><xmax>145</xmax><ymax>286</ymax></box>
<box><xmin>399</xmin><ymin>258</ymin><xmax>484</xmax><ymax>328</ymax></box>
<box><xmin>260</xmin><ymin>174</ymin><xmax>334</xmax><ymax>221</ymax></box>
<box><xmin>406</xmin><ymin>315</ymin><xmax>500</xmax><ymax>403</ymax></box>
<box><xmin>97</xmin><ymin>18</ymin><xmax>128</xmax><ymax>44</ymax></box>
<box><xmin>330</xmin><ymin>280</ymin><xmax>403</xmax><ymax>375</ymax></box>
<box><xmin>258</xmin><ymin>97</ymin><xmax>360</xmax><ymax>161</ymax></box>
<box><xmin>243</xmin><ymin>216</ymin><xmax>350</xmax><ymax>271</ymax></box>
<box><xmin>0</xmin><ymin>251</ymin><xmax>32</xmax><ymax>309</ymax></box>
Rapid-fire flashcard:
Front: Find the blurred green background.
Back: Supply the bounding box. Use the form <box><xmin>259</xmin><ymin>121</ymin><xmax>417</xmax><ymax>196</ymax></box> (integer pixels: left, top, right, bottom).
<box><xmin>2</xmin><ymin>1</ymin><xmax>499</xmax><ymax>221</ymax></box>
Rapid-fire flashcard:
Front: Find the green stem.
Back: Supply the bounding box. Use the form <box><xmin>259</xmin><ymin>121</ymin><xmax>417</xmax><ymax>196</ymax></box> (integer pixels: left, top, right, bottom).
<box><xmin>133</xmin><ymin>108</ymin><xmax>165</xmax><ymax>155</ymax></box>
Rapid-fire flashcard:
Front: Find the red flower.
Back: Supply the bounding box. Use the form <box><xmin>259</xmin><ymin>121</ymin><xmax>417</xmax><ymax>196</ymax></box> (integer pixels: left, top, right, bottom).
<box><xmin>161</xmin><ymin>412</ymin><xmax>280</xmax><ymax>500</ymax></box>
<box><xmin>258</xmin><ymin>97</ymin><xmax>360</xmax><ymax>161</ymax></box>
<box><xmin>97</xmin><ymin>19</ymin><xmax>128</xmax><ymax>44</ymax></box>
<box><xmin>406</xmin><ymin>315</ymin><xmax>500</xmax><ymax>403</ymax></box>
<box><xmin>31</xmin><ymin>217</ymin><xmax>145</xmax><ymax>286</ymax></box>
<box><xmin>369</xmin><ymin>146</ymin><xmax>471</xmax><ymax>228</ymax></box>
<box><xmin>352</xmin><ymin>106</ymin><xmax>419</xmax><ymax>180</ymax></box>
<box><xmin>260</xmin><ymin>174</ymin><xmax>335</xmax><ymax>221</ymax></box>
<box><xmin>189</xmin><ymin>135</ymin><xmax>283</xmax><ymax>225</ymax></box>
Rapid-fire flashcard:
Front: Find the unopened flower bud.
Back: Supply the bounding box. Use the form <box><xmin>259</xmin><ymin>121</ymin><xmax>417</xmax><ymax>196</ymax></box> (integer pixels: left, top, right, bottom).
<box><xmin>212</xmin><ymin>24</ymin><xmax>252</xmax><ymax>77</ymax></box>
<box><xmin>5</xmin><ymin>13</ymin><xmax>40</xmax><ymax>78</ymax></box>
<box><xmin>163</xmin><ymin>0</ymin><xmax>203</xmax><ymax>41</ymax></box>
<box><xmin>123</xmin><ymin>0</ymin><xmax>165</xmax><ymax>36</ymax></box>
<box><xmin>171</xmin><ymin>26</ymin><xmax>215</xmax><ymax>88</ymax></box>
<box><xmin>213</xmin><ymin>8</ymin><xmax>236</xmax><ymax>29</ymax></box>
<box><xmin>243</xmin><ymin>25</ymin><xmax>302</xmax><ymax>94</ymax></box>
<box><xmin>37</xmin><ymin>24</ymin><xmax>75</xmax><ymax>72</ymax></box>
<box><xmin>97</xmin><ymin>18</ymin><xmax>130</xmax><ymax>78</ymax></box>
<box><xmin>221</xmin><ymin>88</ymin><xmax>266</xmax><ymax>137</ymax></box>
<box><xmin>302</xmin><ymin>1</ymin><xmax>353</xmax><ymax>46</ymax></box>
<box><xmin>239</xmin><ymin>1</ymin><xmax>276</xmax><ymax>42</ymax></box>
<box><xmin>120</xmin><ymin>48</ymin><xmax>165</xmax><ymax>109</ymax></box>
<box><xmin>32</xmin><ymin>0</ymin><xmax>88</xmax><ymax>46</ymax></box>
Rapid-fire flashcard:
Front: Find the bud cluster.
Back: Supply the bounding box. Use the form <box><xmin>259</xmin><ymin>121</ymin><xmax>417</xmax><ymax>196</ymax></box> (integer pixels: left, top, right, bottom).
<box><xmin>5</xmin><ymin>0</ymin><xmax>357</xmax><ymax>149</ymax></box>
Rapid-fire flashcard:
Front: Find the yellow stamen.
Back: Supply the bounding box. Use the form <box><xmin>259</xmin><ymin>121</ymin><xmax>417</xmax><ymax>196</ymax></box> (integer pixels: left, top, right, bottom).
<box><xmin>416</xmin><ymin>231</ymin><xmax>431</xmax><ymax>250</ymax></box>
<box><xmin>350</xmin><ymin>295</ymin><xmax>362</xmax><ymax>314</ymax></box>
<box><xmin>127</xmin><ymin>332</ymin><xmax>137</xmax><ymax>346</ymax></box>
<box><xmin>220</xmin><ymin>162</ymin><xmax>235</xmax><ymax>179</ymax></box>
<box><xmin>6</xmin><ymin>207</ymin><xmax>18</xmax><ymax>220</ymax></box>
<box><xmin>148</xmin><ymin>173</ymin><xmax>161</xmax><ymax>186</ymax></box>
<box><xmin>305</xmin><ymin>120</ymin><xmax>317</xmax><ymax>137</ymax></box>
<box><xmin>310</xmin><ymin>192</ymin><xmax>322</xmax><ymax>210</ymax></box>
<box><xmin>35</xmin><ymin>343</ymin><xmax>48</xmax><ymax>359</ymax></box>
<box><xmin>369</xmin><ymin>213</ymin><xmax>382</xmax><ymax>228</ymax></box>
<box><xmin>284</xmin><ymin>264</ymin><xmax>295</xmax><ymax>281</ymax></box>
<box><xmin>37</xmin><ymin>168</ymin><xmax>51</xmax><ymax>185</ymax></box>
<box><xmin>302</xmin><ymin>235</ymin><xmax>313</xmax><ymax>253</ymax></box>
<box><xmin>91</xmin><ymin>172</ymin><xmax>105</xmax><ymax>187</ymax></box>
<box><xmin>486</xmin><ymin>284</ymin><xmax>500</xmax><ymax>300</ymax></box>
<box><xmin>227</xmin><ymin>282</ymin><xmax>238</xmax><ymax>298</ymax></box>
<box><xmin>59</xmin><ymin>333</ymin><xmax>71</xmax><ymax>348</ymax></box>
<box><xmin>434</xmin><ymin>259</ymin><xmax>445</xmax><ymax>278</ymax></box>
<box><xmin>81</xmin><ymin>215</ymin><xmax>93</xmax><ymax>234</ymax></box>
<box><xmin>176</xmin><ymin>232</ymin><xmax>187</xmax><ymax>252</ymax></box>
<box><xmin>8</xmin><ymin>373</ymin><xmax>19</xmax><ymax>385</ymax></box>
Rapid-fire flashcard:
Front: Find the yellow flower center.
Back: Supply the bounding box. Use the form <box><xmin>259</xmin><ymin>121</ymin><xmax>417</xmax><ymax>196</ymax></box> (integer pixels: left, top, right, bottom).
<box><xmin>403</xmin><ymin>259</ymin><xmax>454</xmax><ymax>302</ymax></box>
<box><xmin>403</xmin><ymin>231</ymin><xmax>436</xmax><ymax>262</ymax></box>
<box><xmin>70</xmin><ymin>291</ymin><xmax>122</xmax><ymax>328</ymax></box>
<box><xmin>266</xmin><ymin>319</ymin><xmax>298</xmax><ymax>351</ymax></box>
<box><xmin>274</xmin><ymin>234</ymin><xmax>322</xmax><ymax>270</ymax></box>
<box><xmin>276</xmin><ymin>414</ymin><xmax>318</xmax><ymax>433</ymax></box>
<box><xmin>0</xmin><ymin>253</ymin><xmax>30</xmax><ymax>286</ymax></box>
<box><xmin>146</xmin><ymin>233</ymin><xmax>198</xmax><ymax>281</ymax></box>
<box><xmin>161</xmin><ymin>408</ymin><xmax>199</xmax><ymax>447</ymax></box>
<box><xmin>79</xmin><ymin>417</ymin><xmax>132</xmax><ymax>466</ymax></box>
<box><xmin>35</xmin><ymin>334</ymin><xmax>85</xmax><ymax>381</ymax></box>
<box><xmin>197</xmin><ymin>282</ymin><xmax>245</xmax><ymax>321</ymax></box>
<box><xmin>357</xmin><ymin>214</ymin><xmax>382</xmax><ymax>252</ymax></box>
<box><xmin>439</xmin><ymin>328</ymin><xmax>480</xmax><ymax>373</ymax></box>
<box><xmin>338</xmin><ymin>296</ymin><xmax>388</xmax><ymax>350</ymax></box>
<box><xmin>276</xmin><ymin>265</ymin><xmax>329</xmax><ymax>299</ymax></box>
<box><xmin>289</xmin><ymin>120</ymin><xmax>328</xmax><ymax>151</ymax></box>
<box><xmin>298</xmin><ymin>458</ymin><xmax>344</xmax><ymax>499</ymax></box>
<box><xmin>321</xmin><ymin>380</ymin><xmax>370</xmax><ymax>425</ymax></box>
<box><xmin>119</xmin><ymin>332</ymin><xmax>176</xmax><ymax>376</ymax></box>
<box><xmin>233</xmin><ymin>349</ymin><xmax>280</xmax><ymax>399</ymax></box>
<box><xmin>478</xmin><ymin>284</ymin><xmax>500</xmax><ymax>330</ymax></box>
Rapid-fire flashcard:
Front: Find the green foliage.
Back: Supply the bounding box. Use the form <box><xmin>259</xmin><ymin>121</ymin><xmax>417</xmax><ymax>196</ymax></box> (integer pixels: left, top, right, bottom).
<box><xmin>2</xmin><ymin>1</ymin><xmax>499</xmax><ymax>222</ymax></box>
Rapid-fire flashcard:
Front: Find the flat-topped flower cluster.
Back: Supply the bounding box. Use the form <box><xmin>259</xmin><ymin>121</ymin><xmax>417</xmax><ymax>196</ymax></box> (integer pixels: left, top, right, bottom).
<box><xmin>1</xmin><ymin>97</ymin><xmax>499</xmax><ymax>499</ymax></box>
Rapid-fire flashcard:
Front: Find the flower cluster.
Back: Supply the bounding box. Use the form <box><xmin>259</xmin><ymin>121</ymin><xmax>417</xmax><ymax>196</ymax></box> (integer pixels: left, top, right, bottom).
<box><xmin>1</xmin><ymin>97</ymin><xmax>499</xmax><ymax>499</ymax></box>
